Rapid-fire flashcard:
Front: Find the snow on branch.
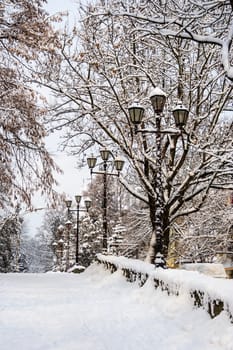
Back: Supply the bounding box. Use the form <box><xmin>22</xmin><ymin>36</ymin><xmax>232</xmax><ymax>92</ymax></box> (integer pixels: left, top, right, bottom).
<box><xmin>106</xmin><ymin>2</ymin><xmax>233</xmax><ymax>81</ymax></box>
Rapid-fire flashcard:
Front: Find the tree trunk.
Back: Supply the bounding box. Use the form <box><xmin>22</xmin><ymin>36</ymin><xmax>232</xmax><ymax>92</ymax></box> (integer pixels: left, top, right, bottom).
<box><xmin>145</xmin><ymin>203</ymin><xmax>170</xmax><ymax>264</ymax></box>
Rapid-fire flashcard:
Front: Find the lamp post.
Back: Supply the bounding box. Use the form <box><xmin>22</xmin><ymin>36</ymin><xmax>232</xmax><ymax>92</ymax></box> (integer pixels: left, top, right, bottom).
<box><xmin>64</xmin><ymin>220</ymin><xmax>73</xmax><ymax>269</ymax></box>
<box><xmin>128</xmin><ymin>87</ymin><xmax>189</xmax><ymax>267</ymax></box>
<box><xmin>57</xmin><ymin>238</ymin><xmax>64</xmax><ymax>271</ymax></box>
<box><xmin>87</xmin><ymin>149</ymin><xmax>124</xmax><ymax>252</ymax></box>
<box><xmin>52</xmin><ymin>241</ymin><xmax>58</xmax><ymax>270</ymax></box>
<box><xmin>65</xmin><ymin>196</ymin><xmax>92</xmax><ymax>265</ymax></box>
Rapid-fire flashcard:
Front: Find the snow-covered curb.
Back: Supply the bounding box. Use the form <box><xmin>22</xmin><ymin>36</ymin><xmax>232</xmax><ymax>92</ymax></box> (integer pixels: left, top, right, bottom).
<box><xmin>96</xmin><ymin>254</ymin><xmax>233</xmax><ymax>322</ymax></box>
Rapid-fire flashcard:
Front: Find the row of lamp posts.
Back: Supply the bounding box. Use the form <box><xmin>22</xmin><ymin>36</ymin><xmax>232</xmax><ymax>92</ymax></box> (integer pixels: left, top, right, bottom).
<box><xmin>65</xmin><ymin>196</ymin><xmax>92</xmax><ymax>266</ymax></box>
<box><xmin>55</xmin><ymin>154</ymin><xmax>124</xmax><ymax>270</ymax></box>
<box><xmin>54</xmin><ymin>87</ymin><xmax>188</xmax><ymax>270</ymax></box>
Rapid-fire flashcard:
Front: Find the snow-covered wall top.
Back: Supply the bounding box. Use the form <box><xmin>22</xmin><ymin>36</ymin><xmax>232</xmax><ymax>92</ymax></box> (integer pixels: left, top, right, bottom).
<box><xmin>97</xmin><ymin>254</ymin><xmax>233</xmax><ymax>322</ymax></box>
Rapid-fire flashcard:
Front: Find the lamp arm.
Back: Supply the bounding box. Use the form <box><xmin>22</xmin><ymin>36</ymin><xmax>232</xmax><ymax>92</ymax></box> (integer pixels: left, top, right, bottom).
<box><xmin>90</xmin><ymin>170</ymin><xmax>119</xmax><ymax>177</ymax></box>
<box><xmin>68</xmin><ymin>208</ymin><xmax>89</xmax><ymax>213</ymax></box>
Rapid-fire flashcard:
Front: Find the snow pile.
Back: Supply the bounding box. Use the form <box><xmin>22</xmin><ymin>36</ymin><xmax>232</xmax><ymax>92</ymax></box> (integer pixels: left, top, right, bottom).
<box><xmin>181</xmin><ymin>263</ymin><xmax>227</xmax><ymax>278</ymax></box>
<box><xmin>97</xmin><ymin>253</ymin><xmax>155</xmax><ymax>274</ymax></box>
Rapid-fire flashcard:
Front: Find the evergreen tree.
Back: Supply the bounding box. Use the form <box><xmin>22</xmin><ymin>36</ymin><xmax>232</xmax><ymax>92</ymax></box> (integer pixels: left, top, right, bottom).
<box><xmin>0</xmin><ymin>209</ymin><xmax>22</xmax><ymax>272</ymax></box>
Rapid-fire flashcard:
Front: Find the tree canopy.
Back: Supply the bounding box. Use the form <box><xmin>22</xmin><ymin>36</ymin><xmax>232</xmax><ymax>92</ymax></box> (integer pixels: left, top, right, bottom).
<box><xmin>107</xmin><ymin>0</ymin><xmax>233</xmax><ymax>82</ymax></box>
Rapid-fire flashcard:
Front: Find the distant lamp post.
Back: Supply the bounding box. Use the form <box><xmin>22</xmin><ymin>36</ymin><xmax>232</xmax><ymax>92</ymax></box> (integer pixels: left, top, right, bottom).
<box><xmin>52</xmin><ymin>241</ymin><xmax>58</xmax><ymax>269</ymax></box>
<box><xmin>65</xmin><ymin>220</ymin><xmax>72</xmax><ymax>231</ymax></box>
<box><xmin>87</xmin><ymin>149</ymin><xmax>124</xmax><ymax>252</ymax></box>
<box><xmin>128</xmin><ymin>87</ymin><xmax>189</xmax><ymax>268</ymax></box>
<box><xmin>64</xmin><ymin>220</ymin><xmax>73</xmax><ymax>269</ymax></box>
<box><xmin>65</xmin><ymin>196</ymin><xmax>91</xmax><ymax>265</ymax></box>
<box><xmin>57</xmin><ymin>238</ymin><xmax>64</xmax><ymax>271</ymax></box>
<box><xmin>52</xmin><ymin>241</ymin><xmax>58</xmax><ymax>248</ymax></box>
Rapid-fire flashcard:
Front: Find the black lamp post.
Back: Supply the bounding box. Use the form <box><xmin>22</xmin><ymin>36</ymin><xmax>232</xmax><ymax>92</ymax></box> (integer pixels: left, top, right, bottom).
<box><xmin>87</xmin><ymin>149</ymin><xmax>124</xmax><ymax>252</ymax></box>
<box><xmin>128</xmin><ymin>87</ymin><xmax>189</xmax><ymax>268</ymax></box>
<box><xmin>57</xmin><ymin>238</ymin><xmax>64</xmax><ymax>271</ymax></box>
<box><xmin>65</xmin><ymin>196</ymin><xmax>92</xmax><ymax>265</ymax></box>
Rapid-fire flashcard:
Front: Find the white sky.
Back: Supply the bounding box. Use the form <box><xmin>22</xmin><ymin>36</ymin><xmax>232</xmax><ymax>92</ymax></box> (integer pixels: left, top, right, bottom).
<box><xmin>44</xmin><ymin>0</ymin><xmax>78</xmax><ymax>17</ymax></box>
<box><xmin>24</xmin><ymin>0</ymin><xmax>89</xmax><ymax>235</ymax></box>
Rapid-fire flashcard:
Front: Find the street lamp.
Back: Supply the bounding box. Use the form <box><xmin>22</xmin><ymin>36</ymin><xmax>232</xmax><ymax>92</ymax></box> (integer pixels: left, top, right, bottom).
<box><xmin>87</xmin><ymin>149</ymin><xmax>124</xmax><ymax>252</ymax></box>
<box><xmin>65</xmin><ymin>196</ymin><xmax>91</xmax><ymax>265</ymax></box>
<box><xmin>128</xmin><ymin>87</ymin><xmax>189</xmax><ymax>268</ymax></box>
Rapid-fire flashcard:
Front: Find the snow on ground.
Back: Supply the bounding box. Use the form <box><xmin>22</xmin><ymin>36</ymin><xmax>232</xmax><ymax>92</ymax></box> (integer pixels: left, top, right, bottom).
<box><xmin>0</xmin><ymin>264</ymin><xmax>233</xmax><ymax>350</ymax></box>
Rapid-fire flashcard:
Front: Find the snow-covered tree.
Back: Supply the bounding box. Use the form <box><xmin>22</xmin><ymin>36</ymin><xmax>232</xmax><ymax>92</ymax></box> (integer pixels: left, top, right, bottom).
<box><xmin>172</xmin><ymin>190</ymin><xmax>233</xmax><ymax>265</ymax></box>
<box><xmin>106</xmin><ymin>0</ymin><xmax>233</xmax><ymax>83</ymax></box>
<box><xmin>18</xmin><ymin>222</ymin><xmax>31</xmax><ymax>272</ymax></box>
<box><xmin>81</xmin><ymin>172</ymin><xmax>150</xmax><ymax>261</ymax></box>
<box><xmin>75</xmin><ymin>175</ymin><xmax>123</xmax><ymax>265</ymax></box>
<box><xmin>78</xmin><ymin>214</ymin><xmax>102</xmax><ymax>266</ymax></box>
<box><xmin>37</xmin><ymin>0</ymin><xmax>233</xmax><ymax>263</ymax></box>
<box><xmin>31</xmin><ymin>207</ymin><xmax>68</xmax><ymax>272</ymax></box>
<box><xmin>0</xmin><ymin>0</ymin><xmax>61</xmax><ymax>209</ymax></box>
<box><xmin>0</xmin><ymin>208</ymin><xmax>22</xmax><ymax>272</ymax></box>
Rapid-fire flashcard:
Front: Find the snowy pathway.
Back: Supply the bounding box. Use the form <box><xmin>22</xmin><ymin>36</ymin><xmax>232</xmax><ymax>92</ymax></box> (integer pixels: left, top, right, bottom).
<box><xmin>0</xmin><ymin>264</ymin><xmax>233</xmax><ymax>350</ymax></box>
